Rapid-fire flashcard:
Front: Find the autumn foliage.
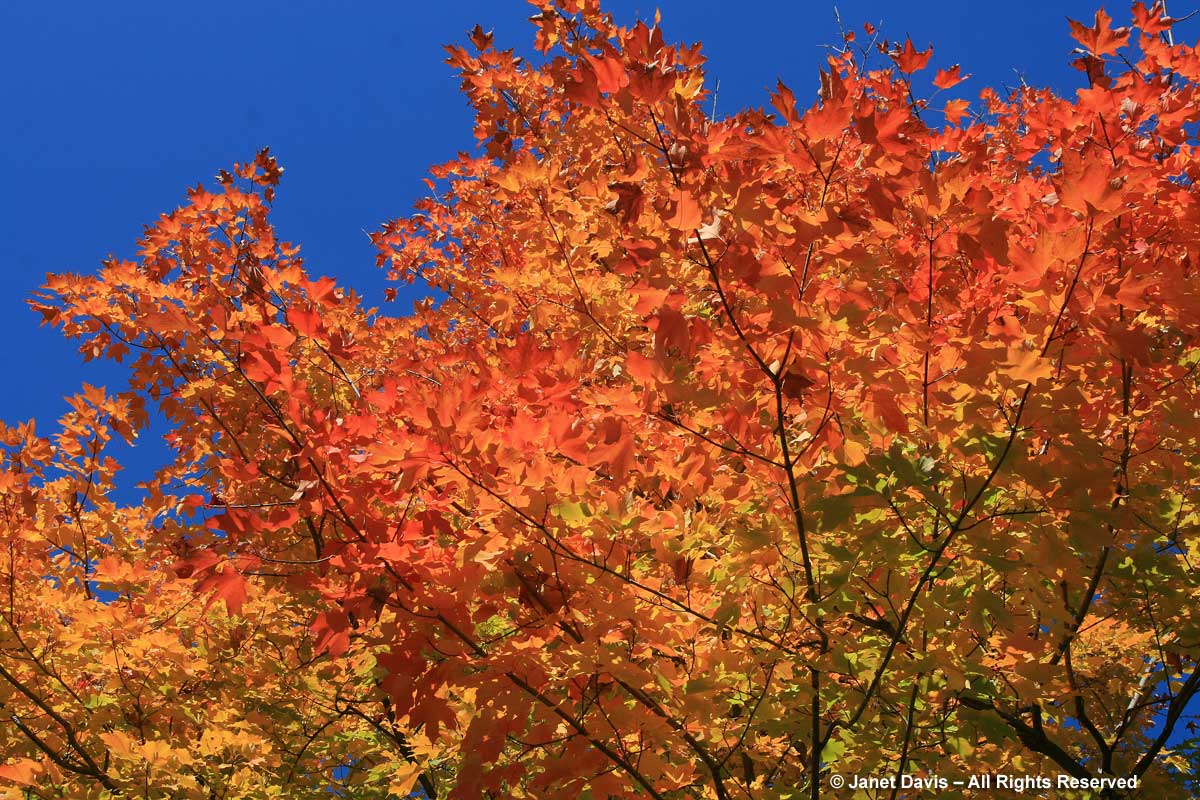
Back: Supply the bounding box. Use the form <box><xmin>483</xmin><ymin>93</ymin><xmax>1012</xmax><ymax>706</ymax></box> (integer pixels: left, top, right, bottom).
<box><xmin>4</xmin><ymin>1</ymin><xmax>1200</xmax><ymax>797</ymax></box>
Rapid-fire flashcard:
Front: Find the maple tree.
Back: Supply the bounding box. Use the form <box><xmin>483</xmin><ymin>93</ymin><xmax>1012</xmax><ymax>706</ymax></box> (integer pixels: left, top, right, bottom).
<box><xmin>4</xmin><ymin>0</ymin><xmax>1200</xmax><ymax>797</ymax></box>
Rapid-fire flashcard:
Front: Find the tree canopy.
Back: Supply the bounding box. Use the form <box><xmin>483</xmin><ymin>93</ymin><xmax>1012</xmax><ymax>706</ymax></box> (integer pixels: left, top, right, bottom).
<box><xmin>3</xmin><ymin>1</ymin><xmax>1200</xmax><ymax>797</ymax></box>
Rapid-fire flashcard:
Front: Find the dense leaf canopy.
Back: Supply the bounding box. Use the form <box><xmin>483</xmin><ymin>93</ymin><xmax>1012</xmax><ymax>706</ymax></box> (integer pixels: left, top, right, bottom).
<box><xmin>3</xmin><ymin>1</ymin><xmax>1200</xmax><ymax>797</ymax></box>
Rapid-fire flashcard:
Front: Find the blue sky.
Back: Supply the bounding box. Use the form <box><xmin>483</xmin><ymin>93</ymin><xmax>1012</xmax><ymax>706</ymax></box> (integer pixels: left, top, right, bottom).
<box><xmin>0</xmin><ymin>0</ymin><xmax>1132</xmax><ymax>455</ymax></box>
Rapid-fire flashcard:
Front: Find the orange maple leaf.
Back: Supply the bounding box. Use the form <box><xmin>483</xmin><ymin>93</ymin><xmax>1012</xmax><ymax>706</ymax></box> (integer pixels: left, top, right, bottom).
<box><xmin>891</xmin><ymin>38</ymin><xmax>932</xmax><ymax>73</ymax></box>
<box><xmin>1068</xmin><ymin>8</ymin><xmax>1130</xmax><ymax>56</ymax></box>
<box><xmin>933</xmin><ymin>64</ymin><xmax>968</xmax><ymax>89</ymax></box>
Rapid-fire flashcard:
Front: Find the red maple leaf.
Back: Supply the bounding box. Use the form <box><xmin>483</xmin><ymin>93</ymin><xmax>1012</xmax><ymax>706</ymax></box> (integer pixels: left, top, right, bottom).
<box><xmin>933</xmin><ymin>65</ymin><xmax>968</xmax><ymax>89</ymax></box>
<box><xmin>1068</xmin><ymin>9</ymin><xmax>1130</xmax><ymax>56</ymax></box>
<box><xmin>891</xmin><ymin>38</ymin><xmax>932</xmax><ymax>73</ymax></box>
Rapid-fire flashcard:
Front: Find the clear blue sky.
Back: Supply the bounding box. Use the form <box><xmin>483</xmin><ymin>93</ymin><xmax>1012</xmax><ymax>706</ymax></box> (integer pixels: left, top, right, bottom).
<box><xmin>0</xmin><ymin>0</ymin><xmax>1186</xmax><ymax>481</ymax></box>
<box><xmin>0</xmin><ymin>0</ymin><xmax>1187</xmax><ymax>520</ymax></box>
<box><xmin>0</xmin><ymin>0</ymin><xmax>1133</xmax><ymax>458</ymax></box>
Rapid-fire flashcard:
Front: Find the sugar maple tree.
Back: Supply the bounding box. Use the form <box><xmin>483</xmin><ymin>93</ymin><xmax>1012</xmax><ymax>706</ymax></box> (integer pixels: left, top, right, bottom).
<box><xmin>4</xmin><ymin>0</ymin><xmax>1200</xmax><ymax>797</ymax></box>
